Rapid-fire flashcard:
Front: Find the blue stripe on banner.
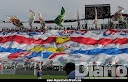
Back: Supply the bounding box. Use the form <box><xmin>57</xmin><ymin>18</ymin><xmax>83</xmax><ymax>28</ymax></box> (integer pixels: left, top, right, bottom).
<box><xmin>25</xmin><ymin>51</ymin><xmax>53</xmax><ymax>58</ymax></box>
<box><xmin>1</xmin><ymin>46</ymin><xmax>128</xmax><ymax>57</ymax></box>
<box><xmin>0</xmin><ymin>47</ymin><xmax>27</xmax><ymax>53</ymax></box>
<box><xmin>25</xmin><ymin>51</ymin><xmax>42</xmax><ymax>58</ymax></box>
<box><xmin>71</xmin><ymin>48</ymin><xmax>128</xmax><ymax>55</ymax></box>
<box><xmin>0</xmin><ymin>46</ymin><xmax>54</xmax><ymax>59</ymax></box>
<box><xmin>43</xmin><ymin>52</ymin><xmax>54</xmax><ymax>59</ymax></box>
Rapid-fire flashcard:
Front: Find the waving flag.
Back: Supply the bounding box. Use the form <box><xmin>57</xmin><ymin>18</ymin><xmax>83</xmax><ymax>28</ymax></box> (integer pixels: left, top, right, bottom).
<box><xmin>38</xmin><ymin>12</ymin><xmax>47</xmax><ymax>30</ymax></box>
<box><xmin>7</xmin><ymin>16</ymin><xmax>24</xmax><ymax>28</ymax></box>
<box><xmin>112</xmin><ymin>6</ymin><xmax>124</xmax><ymax>24</ymax></box>
<box><xmin>54</xmin><ymin>7</ymin><xmax>65</xmax><ymax>27</ymax></box>
<box><xmin>93</xmin><ymin>8</ymin><xmax>98</xmax><ymax>28</ymax></box>
<box><xmin>0</xmin><ymin>29</ymin><xmax>128</xmax><ymax>65</ymax></box>
<box><xmin>29</xmin><ymin>9</ymin><xmax>35</xmax><ymax>29</ymax></box>
<box><xmin>117</xmin><ymin>6</ymin><xmax>124</xmax><ymax>13</ymax></box>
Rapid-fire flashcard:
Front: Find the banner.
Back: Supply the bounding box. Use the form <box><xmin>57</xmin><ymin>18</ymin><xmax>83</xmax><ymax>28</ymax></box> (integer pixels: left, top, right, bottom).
<box><xmin>0</xmin><ymin>29</ymin><xmax>128</xmax><ymax>65</ymax></box>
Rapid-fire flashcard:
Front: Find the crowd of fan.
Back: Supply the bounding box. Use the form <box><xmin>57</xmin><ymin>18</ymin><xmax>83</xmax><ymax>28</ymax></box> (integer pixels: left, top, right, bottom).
<box><xmin>0</xmin><ymin>24</ymin><xmax>127</xmax><ymax>32</ymax></box>
<box><xmin>2</xmin><ymin>63</ymin><xmax>64</xmax><ymax>71</ymax></box>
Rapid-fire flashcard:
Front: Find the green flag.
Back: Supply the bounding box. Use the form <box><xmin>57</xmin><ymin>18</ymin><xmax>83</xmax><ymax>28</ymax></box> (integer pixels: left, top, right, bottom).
<box><xmin>54</xmin><ymin>7</ymin><xmax>65</xmax><ymax>27</ymax></box>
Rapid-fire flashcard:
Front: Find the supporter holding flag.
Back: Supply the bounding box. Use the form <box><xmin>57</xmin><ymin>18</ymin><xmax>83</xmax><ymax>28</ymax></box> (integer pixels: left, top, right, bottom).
<box><xmin>29</xmin><ymin>9</ymin><xmax>35</xmax><ymax>29</ymax></box>
<box><xmin>112</xmin><ymin>6</ymin><xmax>124</xmax><ymax>25</ymax></box>
<box><xmin>54</xmin><ymin>7</ymin><xmax>65</xmax><ymax>27</ymax></box>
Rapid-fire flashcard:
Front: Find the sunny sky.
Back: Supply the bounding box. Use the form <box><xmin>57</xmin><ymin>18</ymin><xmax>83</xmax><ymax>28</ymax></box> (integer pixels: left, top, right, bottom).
<box><xmin>0</xmin><ymin>0</ymin><xmax>128</xmax><ymax>27</ymax></box>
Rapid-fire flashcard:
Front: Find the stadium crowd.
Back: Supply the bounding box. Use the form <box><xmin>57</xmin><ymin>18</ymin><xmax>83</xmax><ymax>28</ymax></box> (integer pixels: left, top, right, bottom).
<box><xmin>1</xmin><ymin>24</ymin><xmax>127</xmax><ymax>32</ymax></box>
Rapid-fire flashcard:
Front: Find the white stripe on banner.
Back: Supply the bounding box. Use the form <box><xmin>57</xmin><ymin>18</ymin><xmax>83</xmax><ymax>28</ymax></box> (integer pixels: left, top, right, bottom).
<box><xmin>0</xmin><ymin>42</ymin><xmax>36</xmax><ymax>50</ymax></box>
<box><xmin>51</xmin><ymin>53</ymin><xmax>128</xmax><ymax>64</ymax></box>
<box><xmin>0</xmin><ymin>52</ymin><xmax>11</xmax><ymax>60</ymax></box>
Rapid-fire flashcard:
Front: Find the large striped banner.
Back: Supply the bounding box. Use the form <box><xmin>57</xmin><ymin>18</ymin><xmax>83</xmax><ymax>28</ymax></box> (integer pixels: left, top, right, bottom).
<box><xmin>0</xmin><ymin>29</ymin><xmax>128</xmax><ymax>65</ymax></box>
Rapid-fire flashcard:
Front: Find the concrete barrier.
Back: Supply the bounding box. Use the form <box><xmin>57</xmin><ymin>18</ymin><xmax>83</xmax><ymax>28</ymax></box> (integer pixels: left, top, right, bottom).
<box><xmin>15</xmin><ymin>70</ymin><xmax>34</xmax><ymax>75</ymax></box>
<box><xmin>42</xmin><ymin>71</ymin><xmax>67</xmax><ymax>76</ymax></box>
<box><xmin>15</xmin><ymin>69</ymin><xmax>67</xmax><ymax>76</ymax></box>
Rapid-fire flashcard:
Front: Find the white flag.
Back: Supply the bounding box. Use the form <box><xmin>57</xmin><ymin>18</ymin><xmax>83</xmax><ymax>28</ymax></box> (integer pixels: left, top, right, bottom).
<box><xmin>93</xmin><ymin>8</ymin><xmax>98</xmax><ymax>29</ymax></box>
<box><xmin>29</xmin><ymin>9</ymin><xmax>35</xmax><ymax>29</ymax></box>
<box><xmin>38</xmin><ymin>12</ymin><xmax>47</xmax><ymax>30</ymax></box>
<box><xmin>117</xmin><ymin>6</ymin><xmax>124</xmax><ymax>13</ymax></box>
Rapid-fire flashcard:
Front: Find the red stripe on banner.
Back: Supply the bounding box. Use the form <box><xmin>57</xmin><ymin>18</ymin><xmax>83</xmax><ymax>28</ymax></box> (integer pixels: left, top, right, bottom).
<box><xmin>24</xmin><ymin>52</ymin><xmax>30</xmax><ymax>57</ymax></box>
<box><xmin>71</xmin><ymin>37</ymin><xmax>97</xmax><ymax>45</ymax></box>
<box><xmin>0</xmin><ymin>35</ymin><xmax>56</xmax><ymax>45</ymax></box>
<box><xmin>49</xmin><ymin>53</ymin><xmax>67</xmax><ymax>59</ymax></box>
<box><xmin>2</xmin><ymin>35</ymin><xmax>128</xmax><ymax>46</ymax></box>
<box><xmin>8</xmin><ymin>51</ymin><xmax>26</xmax><ymax>59</ymax></box>
<box><xmin>40</xmin><ymin>37</ymin><xmax>56</xmax><ymax>45</ymax></box>
<box><xmin>71</xmin><ymin>37</ymin><xmax>128</xmax><ymax>46</ymax></box>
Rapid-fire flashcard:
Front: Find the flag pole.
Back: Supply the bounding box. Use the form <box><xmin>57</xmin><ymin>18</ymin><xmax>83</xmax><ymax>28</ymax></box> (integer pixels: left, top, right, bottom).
<box><xmin>40</xmin><ymin>51</ymin><xmax>43</xmax><ymax>71</ymax></box>
<box><xmin>34</xmin><ymin>59</ymin><xmax>37</xmax><ymax>75</ymax></box>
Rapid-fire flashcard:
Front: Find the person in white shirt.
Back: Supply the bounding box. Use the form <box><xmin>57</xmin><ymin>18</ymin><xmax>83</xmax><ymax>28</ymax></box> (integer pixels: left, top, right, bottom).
<box><xmin>64</xmin><ymin>62</ymin><xmax>86</xmax><ymax>79</ymax></box>
<box><xmin>64</xmin><ymin>62</ymin><xmax>75</xmax><ymax>79</ymax></box>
